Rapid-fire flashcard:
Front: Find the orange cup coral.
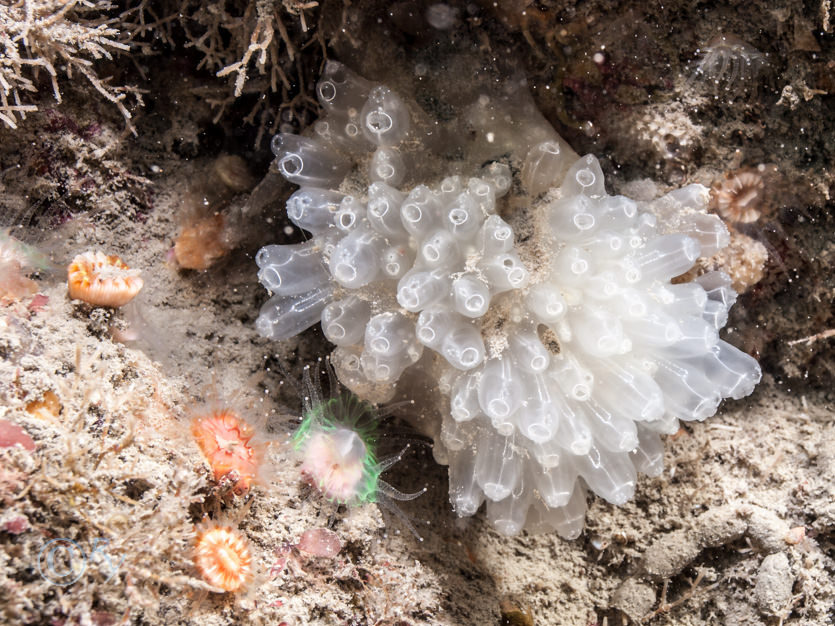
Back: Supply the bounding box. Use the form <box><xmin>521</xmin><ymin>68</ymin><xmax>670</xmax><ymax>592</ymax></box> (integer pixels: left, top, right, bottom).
<box><xmin>191</xmin><ymin>410</ymin><xmax>261</xmax><ymax>493</ymax></box>
<box><xmin>193</xmin><ymin>523</ymin><xmax>254</xmax><ymax>592</ymax></box>
<box><xmin>174</xmin><ymin>213</ymin><xmax>231</xmax><ymax>270</ymax></box>
<box><xmin>67</xmin><ymin>251</ymin><xmax>144</xmax><ymax>307</ymax></box>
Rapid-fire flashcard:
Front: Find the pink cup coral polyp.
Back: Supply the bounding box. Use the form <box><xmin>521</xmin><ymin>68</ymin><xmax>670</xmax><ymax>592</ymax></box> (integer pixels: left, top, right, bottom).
<box><xmin>299</xmin><ymin>421</ymin><xmax>371</xmax><ymax>503</ymax></box>
<box><xmin>291</xmin><ymin>369</ymin><xmax>425</xmax><ymax>525</ymax></box>
<box><xmin>293</xmin><ymin>393</ymin><xmax>385</xmax><ymax>505</ymax></box>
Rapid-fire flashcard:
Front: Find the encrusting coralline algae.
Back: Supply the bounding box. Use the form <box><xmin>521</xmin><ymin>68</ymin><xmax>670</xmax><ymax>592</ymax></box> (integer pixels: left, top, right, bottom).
<box><xmin>254</xmin><ymin>61</ymin><xmax>762</xmax><ymax>537</ymax></box>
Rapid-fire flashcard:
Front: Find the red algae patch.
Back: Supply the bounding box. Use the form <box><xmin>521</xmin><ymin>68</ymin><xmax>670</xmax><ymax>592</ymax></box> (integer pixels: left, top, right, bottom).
<box><xmin>0</xmin><ymin>419</ymin><xmax>35</xmax><ymax>451</ymax></box>
<box><xmin>191</xmin><ymin>410</ymin><xmax>260</xmax><ymax>493</ymax></box>
<box><xmin>297</xmin><ymin>527</ymin><xmax>342</xmax><ymax>558</ymax></box>
<box><xmin>67</xmin><ymin>250</ymin><xmax>144</xmax><ymax>307</ymax></box>
<box><xmin>2</xmin><ymin>514</ymin><xmax>30</xmax><ymax>534</ymax></box>
<box><xmin>193</xmin><ymin>523</ymin><xmax>254</xmax><ymax>592</ymax></box>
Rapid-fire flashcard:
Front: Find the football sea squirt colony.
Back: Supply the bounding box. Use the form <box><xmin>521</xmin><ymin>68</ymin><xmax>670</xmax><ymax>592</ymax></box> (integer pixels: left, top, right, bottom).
<box><xmin>255</xmin><ymin>61</ymin><xmax>762</xmax><ymax>537</ymax></box>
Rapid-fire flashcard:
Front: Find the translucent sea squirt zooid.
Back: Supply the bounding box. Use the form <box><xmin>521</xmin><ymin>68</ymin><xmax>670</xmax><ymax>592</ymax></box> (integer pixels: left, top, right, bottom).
<box><xmin>254</xmin><ymin>61</ymin><xmax>762</xmax><ymax>537</ymax></box>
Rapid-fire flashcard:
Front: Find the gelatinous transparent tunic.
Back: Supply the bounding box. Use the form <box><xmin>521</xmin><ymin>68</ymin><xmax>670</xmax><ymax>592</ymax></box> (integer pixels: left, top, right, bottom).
<box><xmin>256</xmin><ymin>61</ymin><xmax>762</xmax><ymax>537</ymax></box>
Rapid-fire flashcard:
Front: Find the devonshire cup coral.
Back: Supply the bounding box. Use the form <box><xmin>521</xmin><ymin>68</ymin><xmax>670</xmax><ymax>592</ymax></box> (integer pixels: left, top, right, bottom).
<box><xmin>254</xmin><ymin>61</ymin><xmax>761</xmax><ymax>537</ymax></box>
<box><xmin>292</xmin><ymin>363</ymin><xmax>426</xmax><ymax>536</ymax></box>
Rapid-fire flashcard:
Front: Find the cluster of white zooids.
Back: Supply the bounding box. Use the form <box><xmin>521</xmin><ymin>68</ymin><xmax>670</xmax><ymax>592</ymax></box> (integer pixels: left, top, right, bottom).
<box><xmin>255</xmin><ymin>61</ymin><xmax>761</xmax><ymax>536</ymax></box>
